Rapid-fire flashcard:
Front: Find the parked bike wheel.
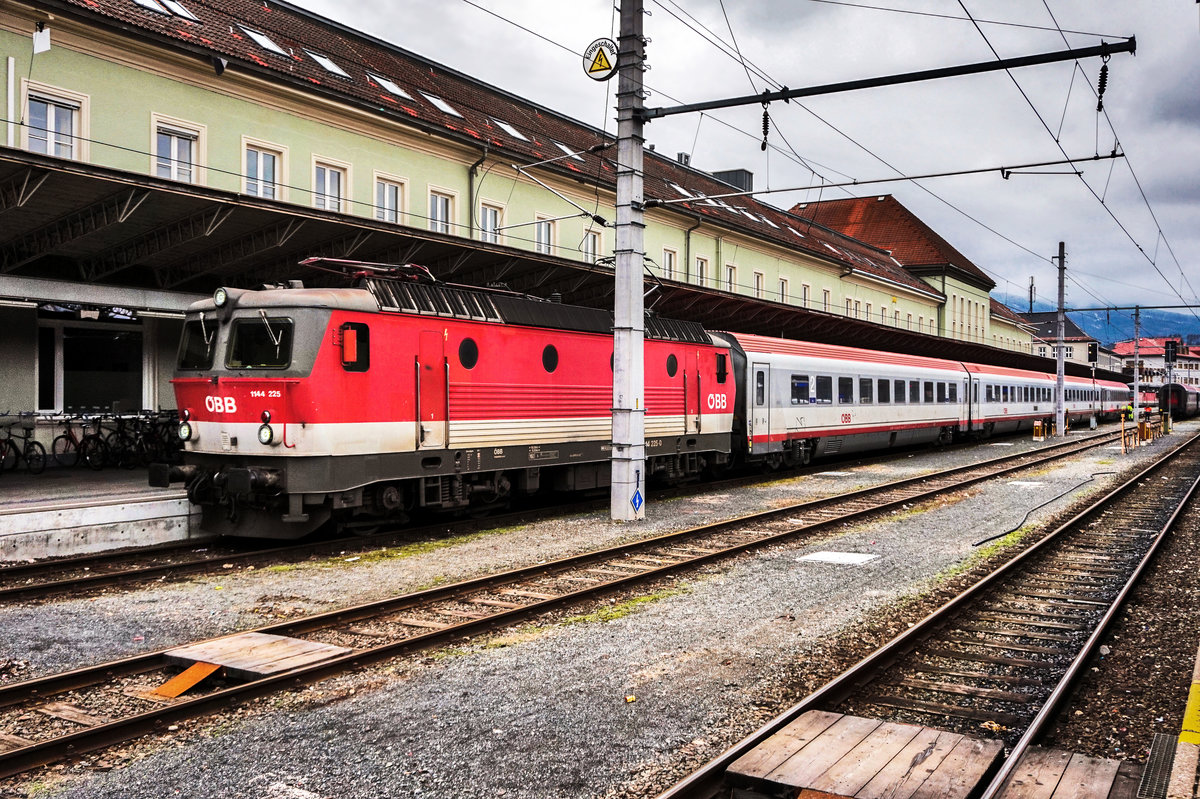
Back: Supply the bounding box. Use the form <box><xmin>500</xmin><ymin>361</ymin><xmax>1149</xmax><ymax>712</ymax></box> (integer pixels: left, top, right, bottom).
<box><xmin>52</xmin><ymin>435</ymin><xmax>79</xmax><ymax>467</ymax></box>
<box><xmin>0</xmin><ymin>440</ymin><xmax>15</xmax><ymax>472</ymax></box>
<box><xmin>24</xmin><ymin>441</ymin><xmax>46</xmax><ymax>475</ymax></box>
<box><xmin>80</xmin><ymin>436</ymin><xmax>107</xmax><ymax>471</ymax></box>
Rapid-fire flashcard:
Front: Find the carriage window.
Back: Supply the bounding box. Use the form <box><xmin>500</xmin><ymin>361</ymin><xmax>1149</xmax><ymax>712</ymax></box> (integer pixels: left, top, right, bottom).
<box><xmin>227</xmin><ymin>317</ymin><xmax>293</xmax><ymax>369</ymax></box>
<box><xmin>755</xmin><ymin>370</ymin><xmax>766</xmax><ymax>405</ymax></box>
<box><xmin>909</xmin><ymin>380</ymin><xmax>920</xmax><ymax>403</ymax></box>
<box><xmin>948</xmin><ymin>383</ymin><xmax>958</xmax><ymax>403</ymax></box>
<box><xmin>340</xmin><ymin>322</ymin><xmax>370</xmax><ymax>372</ymax></box>
<box><xmin>923</xmin><ymin>381</ymin><xmax>934</xmax><ymax>404</ymax></box>
<box><xmin>985</xmin><ymin>385</ymin><xmax>993</xmax><ymax>402</ymax></box>
<box><xmin>1002</xmin><ymin>386</ymin><xmax>1009</xmax><ymax>402</ymax></box>
<box><xmin>859</xmin><ymin>378</ymin><xmax>873</xmax><ymax>404</ymax></box>
<box><xmin>178</xmin><ymin>319</ymin><xmax>215</xmax><ymax>370</ymax></box>
<box><xmin>878</xmin><ymin>379</ymin><xmax>890</xmax><ymax>404</ymax></box>
<box><xmin>716</xmin><ymin>353</ymin><xmax>728</xmax><ymax>383</ymax></box>
<box><xmin>936</xmin><ymin>382</ymin><xmax>946</xmax><ymax>403</ymax></box>
<box><xmin>815</xmin><ymin>375</ymin><xmax>833</xmax><ymax>404</ymax></box>
<box><xmin>791</xmin><ymin>375</ymin><xmax>809</xmax><ymax>404</ymax></box>
<box><xmin>838</xmin><ymin>377</ymin><xmax>854</xmax><ymax>404</ymax></box>
<box><xmin>894</xmin><ymin>380</ymin><xmax>905</xmax><ymax>404</ymax></box>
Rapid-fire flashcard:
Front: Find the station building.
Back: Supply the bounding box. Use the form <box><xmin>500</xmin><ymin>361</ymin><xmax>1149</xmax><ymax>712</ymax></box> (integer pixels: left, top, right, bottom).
<box><xmin>0</xmin><ymin>0</ymin><xmax>1042</xmax><ymax>443</ymax></box>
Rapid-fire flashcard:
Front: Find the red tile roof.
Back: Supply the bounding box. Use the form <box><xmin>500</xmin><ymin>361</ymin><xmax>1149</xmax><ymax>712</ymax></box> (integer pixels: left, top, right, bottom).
<box><xmin>788</xmin><ymin>195</ymin><xmax>995</xmax><ymax>290</ymax></box>
<box><xmin>1111</xmin><ymin>337</ymin><xmax>1188</xmax><ymax>357</ymax></box>
<box><xmin>990</xmin><ymin>298</ymin><xmax>1028</xmax><ymax>326</ymax></box>
<box><xmin>47</xmin><ymin>0</ymin><xmax>940</xmax><ymax>299</ymax></box>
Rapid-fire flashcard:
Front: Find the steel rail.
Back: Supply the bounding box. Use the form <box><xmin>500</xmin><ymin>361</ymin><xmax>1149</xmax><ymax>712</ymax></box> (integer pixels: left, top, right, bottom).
<box><xmin>0</xmin><ymin>429</ymin><xmax>1125</xmax><ymax>778</ymax></box>
<box><xmin>656</xmin><ymin>430</ymin><xmax>1200</xmax><ymax>799</ymax></box>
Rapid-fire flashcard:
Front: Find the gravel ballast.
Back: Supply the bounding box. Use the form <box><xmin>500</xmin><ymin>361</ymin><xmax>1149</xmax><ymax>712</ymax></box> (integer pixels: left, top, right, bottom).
<box><xmin>1</xmin><ymin>424</ymin><xmax>1190</xmax><ymax>799</ymax></box>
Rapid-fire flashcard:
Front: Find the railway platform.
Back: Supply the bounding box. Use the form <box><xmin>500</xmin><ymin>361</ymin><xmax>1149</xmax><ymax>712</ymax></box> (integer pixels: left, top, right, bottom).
<box><xmin>0</xmin><ymin>467</ymin><xmax>203</xmax><ymax>562</ymax></box>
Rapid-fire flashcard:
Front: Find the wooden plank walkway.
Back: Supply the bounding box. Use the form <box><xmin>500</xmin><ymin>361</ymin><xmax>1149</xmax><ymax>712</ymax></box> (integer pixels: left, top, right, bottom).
<box><xmin>994</xmin><ymin>747</ymin><xmax>1140</xmax><ymax>799</ymax></box>
<box><xmin>164</xmin><ymin>632</ymin><xmax>351</xmax><ymax>680</ymax></box>
<box><xmin>725</xmin><ymin>710</ymin><xmax>1004</xmax><ymax>799</ymax></box>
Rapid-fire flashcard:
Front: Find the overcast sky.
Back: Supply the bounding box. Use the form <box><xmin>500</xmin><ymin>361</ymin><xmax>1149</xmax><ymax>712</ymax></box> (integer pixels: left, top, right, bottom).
<box><xmin>291</xmin><ymin>0</ymin><xmax>1199</xmax><ymax>333</ymax></box>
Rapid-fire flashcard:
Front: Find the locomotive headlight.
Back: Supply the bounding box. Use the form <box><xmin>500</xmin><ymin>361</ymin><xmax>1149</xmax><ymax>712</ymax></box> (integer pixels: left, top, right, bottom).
<box><xmin>257</xmin><ymin>423</ymin><xmax>275</xmax><ymax>445</ymax></box>
<box><xmin>213</xmin><ymin>287</ymin><xmax>229</xmax><ymax>308</ymax></box>
<box><xmin>178</xmin><ymin>421</ymin><xmax>194</xmax><ymax>442</ymax></box>
<box><xmin>260</xmin><ymin>410</ymin><xmax>272</xmax><ymax>424</ymax></box>
<box><xmin>180</xmin><ymin>408</ymin><xmax>190</xmax><ymax>421</ymax></box>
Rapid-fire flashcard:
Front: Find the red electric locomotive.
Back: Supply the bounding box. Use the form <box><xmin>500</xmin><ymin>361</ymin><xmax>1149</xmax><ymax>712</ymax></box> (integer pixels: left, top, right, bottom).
<box><xmin>151</xmin><ymin>263</ymin><xmax>736</xmax><ymax>537</ymax></box>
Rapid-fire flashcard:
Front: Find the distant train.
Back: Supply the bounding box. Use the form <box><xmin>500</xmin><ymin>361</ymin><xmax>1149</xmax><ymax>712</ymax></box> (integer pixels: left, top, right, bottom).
<box><xmin>150</xmin><ymin>264</ymin><xmax>1132</xmax><ymax>538</ymax></box>
<box><xmin>1160</xmin><ymin>383</ymin><xmax>1200</xmax><ymax>420</ymax></box>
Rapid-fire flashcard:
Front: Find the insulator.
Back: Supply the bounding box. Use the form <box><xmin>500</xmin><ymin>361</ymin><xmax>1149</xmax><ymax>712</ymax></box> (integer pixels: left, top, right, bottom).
<box><xmin>761</xmin><ymin>107</ymin><xmax>770</xmax><ymax>152</ymax></box>
<box><xmin>1096</xmin><ymin>62</ymin><xmax>1109</xmax><ymax>113</ymax></box>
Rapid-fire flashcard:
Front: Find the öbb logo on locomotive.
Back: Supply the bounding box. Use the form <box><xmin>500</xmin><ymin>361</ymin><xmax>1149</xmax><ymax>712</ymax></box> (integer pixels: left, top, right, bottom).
<box><xmin>148</xmin><ymin>267</ymin><xmax>1132</xmax><ymax>540</ymax></box>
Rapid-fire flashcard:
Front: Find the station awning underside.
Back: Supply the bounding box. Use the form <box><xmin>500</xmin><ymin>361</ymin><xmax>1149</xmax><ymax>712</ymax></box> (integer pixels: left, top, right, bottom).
<box><xmin>0</xmin><ymin>148</ymin><xmax>1120</xmax><ymax>382</ymax></box>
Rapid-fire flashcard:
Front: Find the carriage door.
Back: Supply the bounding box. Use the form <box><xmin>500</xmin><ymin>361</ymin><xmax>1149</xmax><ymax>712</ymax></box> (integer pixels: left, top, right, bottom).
<box><xmin>686</xmin><ymin>350</ymin><xmax>700</xmax><ymax>433</ymax></box>
<box><xmin>417</xmin><ymin>330</ymin><xmax>447</xmax><ymax>449</ymax></box>
<box><xmin>969</xmin><ymin>377</ymin><xmax>980</xmax><ymax>432</ymax></box>
<box><xmin>751</xmin><ymin>362</ymin><xmax>771</xmax><ymax>454</ymax></box>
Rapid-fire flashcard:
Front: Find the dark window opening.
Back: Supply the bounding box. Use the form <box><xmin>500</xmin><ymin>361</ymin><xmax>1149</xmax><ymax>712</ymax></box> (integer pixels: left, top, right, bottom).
<box><xmin>791</xmin><ymin>375</ymin><xmax>809</xmax><ymax>404</ymax></box>
<box><xmin>909</xmin><ymin>380</ymin><xmax>920</xmax><ymax>403</ymax></box>
<box><xmin>923</xmin><ymin>381</ymin><xmax>934</xmax><ymax>403</ymax></box>
<box><xmin>755</xmin><ymin>371</ymin><xmax>766</xmax><ymax>405</ymax></box>
<box><xmin>542</xmin><ymin>344</ymin><xmax>558</xmax><ymax>373</ymax></box>
<box><xmin>227</xmin><ymin>317</ymin><xmax>293</xmax><ymax>369</ymax></box>
<box><xmin>893</xmin><ymin>379</ymin><xmax>905</xmax><ymax>404</ymax></box>
<box><xmin>815</xmin><ymin>375</ymin><xmax>833</xmax><ymax>404</ymax></box>
<box><xmin>838</xmin><ymin>377</ymin><xmax>854</xmax><ymax>404</ymax></box>
<box><xmin>878</xmin><ymin>379</ymin><xmax>890</xmax><ymax>404</ymax></box>
<box><xmin>340</xmin><ymin>322</ymin><xmax>370</xmax><ymax>372</ymax></box>
<box><xmin>178</xmin><ymin>319</ymin><xmax>215</xmax><ymax>370</ymax></box>
<box><xmin>666</xmin><ymin>353</ymin><xmax>678</xmax><ymax>377</ymax></box>
<box><xmin>458</xmin><ymin>337</ymin><xmax>479</xmax><ymax>370</ymax></box>
<box><xmin>859</xmin><ymin>378</ymin><xmax>873</xmax><ymax>404</ymax></box>
<box><xmin>716</xmin><ymin>353</ymin><xmax>728</xmax><ymax>383</ymax></box>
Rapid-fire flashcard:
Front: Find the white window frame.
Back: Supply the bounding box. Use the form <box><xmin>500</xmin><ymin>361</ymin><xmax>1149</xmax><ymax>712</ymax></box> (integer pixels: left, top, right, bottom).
<box><xmin>534</xmin><ymin>216</ymin><xmax>556</xmax><ymax>255</ymax></box>
<box><xmin>237</xmin><ymin>25</ymin><xmax>289</xmax><ymax>57</ymax></box>
<box><xmin>753</xmin><ymin>271</ymin><xmax>764</xmax><ymax>299</ymax></box>
<box><xmin>374</xmin><ymin>172</ymin><xmax>407</xmax><ymax>225</ymax></box>
<box><xmin>662</xmin><ymin>248</ymin><xmax>678</xmax><ymax>281</ymax></box>
<box><xmin>725</xmin><ymin>264</ymin><xmax>737</xmax><ymax>293</ymax></box>
<box><xmin>779</xmin><ymin>277</ymin><xmax>789</xmax><ymax>303</ymax></box>
<box><xmin>313</xmin><ymin>156</ymin><xmax>351</xmax><ymax>214</ymax></box>
<box><xmin>428</xmin><ymin>187</ymin><xmax>457</xmax><ymax>234</ymax></box>
<box><xmin>151</xmin><ymin>113</ymin><xmax>206</xmax><ymax>184</ymax></box>
<box><xmin>22</xmin><ymin>80</ymin><xmax>90</xmax><ymax>161</ymax></box>
<box><xmin>695</xmin><ymin>256</ymin><xmax>709</xmax><ymax>287</ymax></box>
<box><xmin>801</xmin><ymin>283</ymin><xmax>810</xmax><ymax>308</ymax></box>
<box><xmin>581</xmin><ymin>228</ymin><xmax>601</xmax><ymax>263</ymax></box>
<box><xmin>478</xmin><ymin>201</ymin><xmax>503</xmax><ymax>244</ymax></box>
<box><xmin>242</xmin><ymin>136</ymin><xmax>286</xmax><ymax>200</ymax></box>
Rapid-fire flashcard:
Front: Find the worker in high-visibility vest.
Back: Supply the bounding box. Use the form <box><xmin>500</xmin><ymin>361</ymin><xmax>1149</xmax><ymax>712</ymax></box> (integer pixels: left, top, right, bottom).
<box><xmin>1123</xmin><ymin>404</ymin><xmax>1134</xmax><ymax>421</ymax></box>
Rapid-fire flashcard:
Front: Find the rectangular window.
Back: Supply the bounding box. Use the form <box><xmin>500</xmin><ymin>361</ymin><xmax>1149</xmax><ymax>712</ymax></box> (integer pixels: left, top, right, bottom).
<box><xmin>779</xmin><ymin>278</ymin><xmax>789</xmax><ymax>302</ymax></box>
<box><xmin>581</xmin><ymin>229</ymin><xmax>600</xmax><ymax>262</ymax></box>
<box><xmin>936</xmin><ymin>382</ymin><xmax>947</xmax><ymax>403</ymax></box>
<box><xmin>893</xmin><ymin>379</ymin><xmax>905</xmax><ymax>404</ymax></box>
<box><xmin>846</xmin><ymin>299</ymin><xmax>853</xmax><ymax>317</ymax></box>
<box><xmin>696</xmin><ymin>257</ymin><xmax>709</xmax><ymax>287</ymax></box>
<box><xmin>227</xmin><ymin>317</ymin><xmax>293</xmax><ymax>369</ymax></box>
<box><xmin>1002</xmin><ymin>386</ymin><xmax>1010</xmax><ymax>403</ymax></box>
<box><xmin>178</xmin><ymin>319</ymin><xmax>215</xmax><ymax>370</ymax></box>
<box><xmin>376</xmin><ymin>178</ymin><xmax>404</xmax><ymax>224</ymax></box>
<box><xmin>854</xmin><ymin>300</ymin><xmax>861</xmax><ymax>318</ymax></box>
<box><xmin>878</xmin><ymin>379</ymin><xmax>890</xmax><ymax>404</ymax></box>
<box><xmin>753</xmin><ymin>272</ymin><xmax>764</xmax><ymax>299</ymax></box>
<box><xmin>923</xmin><ymin>381</ymin><xmax>934</xmax><ymax>404</ymax></box>
<box><xmin>823</xmin><ymin>290</ymin><xmax>831</xmax><ymax>312</ymax></box>
<box><xmin>716</xmin><ymin>353</ymin><xmax>728</xmax><ymax>383</ymax></box>
<box><xmin>534</xmin><ymin>217</ymin><xmax>554</xmax><ymax>254</ymax></box>
<box><xmin>156</xmin><ymin>126</ymin><xmax>196</xmax><ymax>182</ymax></box>
<box><xmin>755</xmin><ymin>370</ymin><xmax>766</xmax><ymax>405</ymax></box>
<box><xmin>429</xmin><ymin>191</ymin><xmax>454</xmax><ymax>234</ymax></box>
<box><xmin>27</xmin><ymin>94</ymin><xmax>79</xmax><ymax>159</ymax></box>
<box><xmin>865</xmin><ymin>302</ymin><xmax>872</xmax><ymax>320</ymax></box>
<box><xmin>40</xmin><ymin>324</ymin><xmax>144</xmax><ymax>413</ymax></box>
<box><xmin>314</xmin><ymin>162</ymin><xmax>346</xmax><ymax>212</ymax></box>
<box><xmin>801</xmin><ymin>283</ymin><xmax>810</xmax><ymax>307</ymax></box>
<box><xmin>909</xmin><ymin>380</ymin><xmax>920</xmax><ymax>403</ymax></box>
<box><xmin>893</xmin><ymin>310</ymin><xmax>900</xmax><ymax>326</ymax></box>
<box><xmin>790</xmin><ymin>375</ymin><xmax>809</xmax><ymax>404</ymax></box>
<box><xmin>838</xmin><ymin>377</ymin><xmax>854</xmax><ymax>404</ymax></box>
<box><xmin>479</xmin><ymin>203</ymin><xmax>502</xmax><ymax>243</ymax></box>
<box><xmin>725</xmin><ymin>264</ymin><xmax>736</xmax><ymax>293</ymax></box>
<box><xmin>663</xmin><ymin>248</ymin><xmax>677</xmax><ymax>281</ymax></box>
<box><xmin>815</xmin><ymin>375</ymin><xmax>833</xmax><ymax>404</ymax></box>
<box><xmin>906</xmin><ymin>313</ymin><xmax>913</xmax><ymax>330</ymax></box>
<box><xmin>859</xmin><ymin>378</ymin><xmax>873</xmax><ymax>404</ymax></box>
<box><xmin>245</xmin><ymin>144</ymin><xmax>280</xmax><ymax>199</ymax></box>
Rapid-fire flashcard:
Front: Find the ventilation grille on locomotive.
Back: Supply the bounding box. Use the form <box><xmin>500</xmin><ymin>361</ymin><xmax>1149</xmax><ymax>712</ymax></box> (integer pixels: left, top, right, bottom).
<box><xmin>365</xmin><ymin>278</ymin><xmax>502</xmax><ymax>322</ymax></box>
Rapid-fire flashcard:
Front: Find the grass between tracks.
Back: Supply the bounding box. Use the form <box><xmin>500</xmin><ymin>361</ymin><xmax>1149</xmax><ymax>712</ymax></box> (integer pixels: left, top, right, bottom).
<box><xmin>259</xmin><ymin>525</ymin><xmax>530</xmax><ymax>573</ymax></box>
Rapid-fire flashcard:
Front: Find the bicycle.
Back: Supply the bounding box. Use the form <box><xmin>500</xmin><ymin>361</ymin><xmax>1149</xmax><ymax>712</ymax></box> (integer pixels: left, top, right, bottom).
<box><xmin>0</xmin><ymin>413</ymin><xmax>47</xmax><ymax>475</ymax></box>
<box><xmin>96</xmin><ymin>413</ymin><xmax>140</xmax><ymax>470</ymax></box>
<box><xmin>50</xmin><ymin>414</ymin><xmax>108</xmax><ymax>470</ymax></box>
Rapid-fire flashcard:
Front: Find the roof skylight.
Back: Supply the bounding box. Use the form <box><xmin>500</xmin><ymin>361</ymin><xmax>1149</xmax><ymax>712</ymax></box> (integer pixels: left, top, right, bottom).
<box><xmin>237</xmin><ymin>25</ymin><xmax>288</xmax><ymax>57</ymax></box>
<box><xmin>132</xmin><ymin>0</ymin><xmax>169</xmax><ymax>14</ymax></box>
<box><xmin>420</xmin><ymin>92</ymin><xmax>463</xmax><ymax>118</ymax></box>
<box><xmin>759</xmin><ymin>214</ymin><xmax>780</xmax><ymax>229</ymax></box>
<box><xmin>668</xmin><ymin>182</ymin><xmax>694</xmax><ymax>198</ymax></box>
<box><xmin>786</xmin><ymin>225</ymin><xmax>806</xmax><ymax>238</ymax></box>
<box><xmin>367</xmin><ymin>72</ymin><xmax>412</xmax><ymax>99</ymax></box>
<box><xmin>160</xmin><ymin>0</ymin><xmax>199</xmax><ymax>20</ymax></box>
<box><xmin>552</xmin><ymin>141</ymin><xmax>585</xmax><ymax>161</ymax></box>
<box><xmin>490</xmin><ymin>118</ymin><xmax>528</xmax><ymax>141</ymax></box>
<box><xmin>306</xmin><ymin>50</ymin><xmax>350</xmax><ymax>78</ymax></box>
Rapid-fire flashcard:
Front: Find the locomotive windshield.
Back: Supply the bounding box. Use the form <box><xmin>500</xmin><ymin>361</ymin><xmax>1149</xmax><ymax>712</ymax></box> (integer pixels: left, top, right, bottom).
<box><xmin>226</xmin><ymin>316</ymin><xmax>294</xmax><ymax>369</ymax></box>
<box><xmin>177</xmin><ymin>318</ymin><xmax>215</xmax><ymax>370</ymax></box>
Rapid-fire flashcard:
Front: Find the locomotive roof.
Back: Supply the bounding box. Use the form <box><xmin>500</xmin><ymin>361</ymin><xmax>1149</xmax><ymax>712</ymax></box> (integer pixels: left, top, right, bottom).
<box><xmin>185</xmin><ymin>287</ymin><xmax>380</xmax><ymax>314</ymax></box>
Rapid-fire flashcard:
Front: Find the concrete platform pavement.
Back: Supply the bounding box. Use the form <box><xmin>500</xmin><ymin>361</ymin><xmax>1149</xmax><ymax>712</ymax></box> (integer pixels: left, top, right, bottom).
<box><xmin>1167</xmin><ymin>643</ymin><xmax>1200</xmax><ymax>798</ymax></box>
<box><xmin>0</xmin><ymin>466</ymin><xmax>205</xmax><ymax>561</ymax></box>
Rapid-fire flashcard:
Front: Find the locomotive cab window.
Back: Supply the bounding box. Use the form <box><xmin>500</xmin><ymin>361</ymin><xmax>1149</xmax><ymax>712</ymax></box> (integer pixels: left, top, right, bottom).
<box><xmin>790</xmin><ymin>375</ymin><xmax>809</xmax><ymax>404</ymax></box>
<box><xmin>716</xmin><ymin>354</ymin><xmax>728</xmax><ymax>384</ymax></box>
<box><xmin>178</xmin><ymin>318</ymin><xmax>215</xmax><ymax>370</ymax></box>
<box><xmin>226</xmin><ymin>316</ymin><xmax>293</xmax><ymax>369</ymax></box>
<box><xmin>339</xmin><ymin>322</ymin><xmax>370</xmax><ymax>372</ymax></box>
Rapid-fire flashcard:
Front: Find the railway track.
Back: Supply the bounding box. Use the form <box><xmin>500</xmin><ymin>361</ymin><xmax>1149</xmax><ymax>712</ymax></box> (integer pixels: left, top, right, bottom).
<box><xmin>0</xmin><ymin>430</ymin><xmax>1109</xmax><ymax>604</ymax></box>
<box><xmin>657</xmin><ymin>429</ymin><xmax>1200</xmax><ymax>799</ymax></box>
<box><xmin>0</xmin><ymin>428</ymin><xmax>1129</xmax><ymax>779</ymax></box>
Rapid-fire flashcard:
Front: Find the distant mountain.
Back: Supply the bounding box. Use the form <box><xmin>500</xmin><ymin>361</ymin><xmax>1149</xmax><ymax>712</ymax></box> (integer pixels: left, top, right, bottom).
<box><xmin>1020</xmin><ymin>301</ymin><xmax>1200</xmax><ymax>348</ymax></box>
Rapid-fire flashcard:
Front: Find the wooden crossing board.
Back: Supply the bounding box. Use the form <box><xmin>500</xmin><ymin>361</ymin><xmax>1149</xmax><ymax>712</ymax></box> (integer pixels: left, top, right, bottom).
<box><xmin>726</xmin><ymin>710</ymin><xmax>1004</xmax><ymax>799</ymax></box>
<box><xmin>164</xmin><ymin>632</ymin><xmax>351</xmax><ymax>680</ymax></box>
<box><xmin>994</xmin><ymin>747</ymin><xmax>1141</xmax><ymax>799</ymax></box>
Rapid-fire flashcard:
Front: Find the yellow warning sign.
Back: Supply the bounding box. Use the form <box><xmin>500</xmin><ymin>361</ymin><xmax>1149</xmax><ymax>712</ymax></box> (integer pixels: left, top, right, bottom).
<box><xmin>583</xmin><ymin>38</ymin><xmax>618</xmax><ymax>82</ymax></box>
<box><xmin>588</xmin><ymin>47</ymin><xmax>612</xmax><ymax>75</ymax></box>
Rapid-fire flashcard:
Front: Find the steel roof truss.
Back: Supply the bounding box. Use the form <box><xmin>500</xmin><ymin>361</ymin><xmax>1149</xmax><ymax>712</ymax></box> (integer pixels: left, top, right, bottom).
<box><xmin>1</xmin><ymin>188</ymin><xmax>150</xmax><ymax>274</ymax></box>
